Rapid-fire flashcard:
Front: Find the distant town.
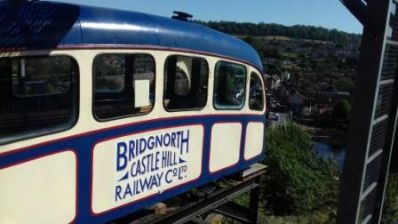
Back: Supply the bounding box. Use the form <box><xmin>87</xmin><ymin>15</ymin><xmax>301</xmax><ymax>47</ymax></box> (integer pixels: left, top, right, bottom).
<box><xmin>200</xmin><ymin>21</ymin><xmax>359</xmax><ymax>148</ymax></box>
<box><xmin>198</xmin><ymin>21</ymin><xmax>360</xmax><ymax>223</ymax></box>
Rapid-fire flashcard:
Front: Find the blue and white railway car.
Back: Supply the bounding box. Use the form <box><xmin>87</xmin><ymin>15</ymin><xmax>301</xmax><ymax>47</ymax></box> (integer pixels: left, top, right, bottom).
<box><xmin>0</xmin><ymin>1</ymin><xmax>266</xmax><ymax>223</ymax></box>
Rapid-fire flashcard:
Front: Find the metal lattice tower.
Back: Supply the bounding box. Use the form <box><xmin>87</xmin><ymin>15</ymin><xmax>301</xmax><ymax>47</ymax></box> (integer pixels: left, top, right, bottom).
<box><xmin>338</xmin><ymin>0</ymin><xmax>398</xmax><ymax>223</ymax></box>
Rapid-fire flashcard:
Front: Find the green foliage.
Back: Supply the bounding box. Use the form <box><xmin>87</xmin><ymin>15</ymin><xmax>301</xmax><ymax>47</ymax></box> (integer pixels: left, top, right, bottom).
<box><xmin>265</xmin><ymin>48</ymin><xmax>282</xmax><ymax>59</ymax></box>
<box><xmin>263</xmin><ymin>123</ymin><xmax>339</xmax><ymax>216</ymax></box>
<box><xmin>382</xmin><ymin>173</ymin><xmax>398</xmax><ymax>224</ymax></box>
<box><xmin>334</xmin><ymin>77</ymin><xmax>353</xmax><ymax>92</ymax></box>
<box><xmin>196</xmin><ymin>21</ymin><xmax>361</xmax><ymax>45</ymax></box>
<box><xmin>332</xmin><ymin>99</ymin><xmax>351</xmax><ymax>121</ymax></box>
<box><xmin>243</xmin><ymin>36</ymin><xmax>266</xmax><ymax>59</ymax></box>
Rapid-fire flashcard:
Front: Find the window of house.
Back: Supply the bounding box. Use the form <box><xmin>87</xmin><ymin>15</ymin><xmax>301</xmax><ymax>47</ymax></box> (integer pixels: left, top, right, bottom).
<box><xmin>164</xmin><ymin>55</ymin><xmax>208</xmax><ymax>111</ymax></box>
<box><xmin>0</xmin><ymin>56</ymin><xmax>78</xmax><ymax>144</ymax></box>
<box><xmin>214</xmin><ymin>61</ymin><xmax>247</xmax><ymax>109</ymax></box>
<box><xmin>249</xmin><ymin>72</ymin><xmax>265</xmax><ymax>111</ymax></box>
<box><xmin>93</xmin><ymin>54</ymin><xmax>155</xmax><ymax>120</ymax></box>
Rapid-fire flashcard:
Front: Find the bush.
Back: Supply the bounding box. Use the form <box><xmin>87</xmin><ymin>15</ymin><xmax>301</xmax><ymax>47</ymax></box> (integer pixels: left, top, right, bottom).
<box><xmin>332</xmin><ymin>99</ymin><xmax>351</xmax><ymax>129</ymax></box>
<box><xmin>382</xmin><ymin>173</ymin><xmax>398</xmax><ymax>224</ymax></box>
<box><xmin>334</xmin><ymin>77</ymin><xmax>353</xmax><ymax>92</ymax></box>
<box><xmin>262</xmin><ymin>123</ymin><xmax>339</xmax><ymax>216</ymax></box>
<box><xmin>332</xmin><ymin>99</ymin><xmax>351</xmax><ymax>121</ymax></box>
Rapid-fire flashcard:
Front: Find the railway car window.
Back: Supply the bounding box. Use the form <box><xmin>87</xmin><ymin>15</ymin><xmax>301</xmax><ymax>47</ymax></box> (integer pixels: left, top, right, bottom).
<box><xmin>214</xmin><ymin>61</ymin><xmax>247</xmax><ymax>109</ymax></box>
<box><xmin>249</xmin><ymin>72</ymin><xmax>265</xmax><ymax>111</ymax></box>
<box><xmin>164</xmin><ymin>55</ymin><xmax>208</xmax><ymax>111</ymax></box>
<box><xmin>0</xmin><ymin>56</ymin><xmax>78</xmax><ymax>144</ymax></box>
<box><xmin>94</xmin><ymin>54</ymin><xmax>125</xmax><ymax>93</ymax></box>
<box><xmin>93</xmin><ymin>54</ymin><xmax>155</xmax><ymax>120</ymax></box>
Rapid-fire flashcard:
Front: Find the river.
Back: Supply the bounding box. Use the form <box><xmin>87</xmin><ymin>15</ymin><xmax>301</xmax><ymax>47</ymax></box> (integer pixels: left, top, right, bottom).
<box><xmin>313</xmin><ymin>142</ymin><xmax>346</xmax><ymax>170</ymax></box>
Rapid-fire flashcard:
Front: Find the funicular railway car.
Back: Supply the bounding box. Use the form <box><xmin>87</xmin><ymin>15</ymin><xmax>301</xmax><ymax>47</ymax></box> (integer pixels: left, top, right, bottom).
<box><xmin>0</xmin><ymin>1</ymin><xmax>266</xmax><ymax>223</ymax></box>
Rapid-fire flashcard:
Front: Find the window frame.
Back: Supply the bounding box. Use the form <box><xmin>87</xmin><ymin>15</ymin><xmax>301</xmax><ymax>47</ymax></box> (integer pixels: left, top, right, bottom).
<box><xmin>213</xmin><ymin>60</ymin><xmax>247</xmax><ymax>111</ymax></box>
<box><xmin>92</xmin><ymin>53</ymin><xmax>156</xmax><ymax>122</ymax></box>
<box><xmin>163</xmin><ymin>54</ymin><xmax>209</xmax><ymax>112</ymax></box>
<box><xmin>248</xmin><ymin>71</ymin><xmax>265</xmax><ymax>111</ymax></box>
<box><xmin>0</xmin><ymin>54</ymin><xmax>80</xmax><ymax>145</ymax></box>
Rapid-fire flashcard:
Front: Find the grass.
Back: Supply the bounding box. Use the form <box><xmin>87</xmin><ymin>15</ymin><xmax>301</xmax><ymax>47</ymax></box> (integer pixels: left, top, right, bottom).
<box><xmin>230</xmin><ymin>186</ymin><xmax>336</xmax><ymax>224</ymax></box>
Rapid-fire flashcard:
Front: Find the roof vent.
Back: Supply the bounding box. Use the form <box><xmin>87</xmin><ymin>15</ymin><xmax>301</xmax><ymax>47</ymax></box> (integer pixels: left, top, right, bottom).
<box><xmin>172</xmin><ymin>11</ymin><xmax>193</xmax><ymax>22</ymax></box>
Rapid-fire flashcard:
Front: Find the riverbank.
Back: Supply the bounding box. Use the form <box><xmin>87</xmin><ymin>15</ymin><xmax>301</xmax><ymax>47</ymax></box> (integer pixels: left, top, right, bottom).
<box><xmin>296</xmin><ymin>123</ymin><xmax>347</xmax><ymax>148</ymax></box>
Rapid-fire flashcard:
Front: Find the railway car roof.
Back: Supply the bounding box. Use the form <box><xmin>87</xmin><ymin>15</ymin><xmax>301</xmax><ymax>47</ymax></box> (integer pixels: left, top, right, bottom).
<box><xmin>0</xmin><ymin>1</ymin><xmax>263</xmax><ymax>72</ymax></box>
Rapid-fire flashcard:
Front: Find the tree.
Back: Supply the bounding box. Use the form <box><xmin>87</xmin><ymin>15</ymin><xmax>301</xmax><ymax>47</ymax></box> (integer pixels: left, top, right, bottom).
<box><xmin>334</xmin><ymin>77</ymin><xmax>353</xmax><ymax>92</ymax></box>
<box><xmin>332</xmin><ymin>99</ymin><xmax>351</xmax><ymax>121</ymax></box>
<box><xmin>197</xmin><ymin>21</ymin><xmax>361</xmax><ymax>46</ymax></box>
<box><xmin>331</xmin><ymin>99</ymin><xmax>352</xmax><ymax>130</ymax></box>
<box><xmin>242</xmin><ymin>36</ymin><xmax>265</xmax><ymax>59</ymax></box>
<box><xmin>382</xmin><ymin>173</ymin><xmax>398</xmax><ymax>224</ymax></box>
<box><xmin>262</xmin><ymin>123</ymin><xmax>339</xmax><ymax>216</ymax></box>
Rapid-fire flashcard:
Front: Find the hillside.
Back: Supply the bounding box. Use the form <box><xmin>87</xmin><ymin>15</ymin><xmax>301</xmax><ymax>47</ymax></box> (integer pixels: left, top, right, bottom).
<box><xmin>199</xmin><ymin>21</ymin><xmax>359</xmax><ymax>96</ymax></box>
<box><xmin>197</xmin><ymin>21</ymin><xmax>361</xmax><ymax>46</ymax></box>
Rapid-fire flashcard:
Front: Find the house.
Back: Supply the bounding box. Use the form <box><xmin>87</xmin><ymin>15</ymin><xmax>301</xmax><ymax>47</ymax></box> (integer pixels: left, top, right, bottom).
<box><xmin>289</xmin><ymin>90</ymin><xmax>305</xmax><ymax>116</ymax></box>
<box><xmin>281</xmin><ymin>72</ymin><xmax>291</xmax><ymax>81</ymax></box>
<box><xmin>264</xmin><ymin>74</ymin><xmax>281</xmax><ymax>91</ymax></box>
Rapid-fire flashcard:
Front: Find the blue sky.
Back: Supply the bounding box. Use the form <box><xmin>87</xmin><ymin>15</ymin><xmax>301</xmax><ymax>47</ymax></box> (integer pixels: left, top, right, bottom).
<box><xmin>49</xmin><ymin>0</ymin><xmax>363</xmax><ymax>34</ymax></box>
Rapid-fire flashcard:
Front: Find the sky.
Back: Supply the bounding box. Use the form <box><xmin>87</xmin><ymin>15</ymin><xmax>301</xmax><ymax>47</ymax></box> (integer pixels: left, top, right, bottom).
<box><xmin>49</xmin><ymin>0</ymin><xmax>363</xmax><ymax>34</ymax></box>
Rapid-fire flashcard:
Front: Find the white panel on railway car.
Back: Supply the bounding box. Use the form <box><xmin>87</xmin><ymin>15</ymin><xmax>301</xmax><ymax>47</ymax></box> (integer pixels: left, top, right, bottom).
<box><xmin>0</xmin><ymin>151</ymin><xmax>77</xmax><ymax>224</ymax></box>
<box><xmin>92</xmin><ymin>125</ymin><xmax>204</xmax><ymax>214</ymax></box>
<box><xmin>244</xmin><ymin>122</ymin><xmax>264</xmax><ymax>160</ymax></box>
<box><xmin>209</xmin><ymin>123</ymin><xmax>242</xmax><ymax>173</ymax></box>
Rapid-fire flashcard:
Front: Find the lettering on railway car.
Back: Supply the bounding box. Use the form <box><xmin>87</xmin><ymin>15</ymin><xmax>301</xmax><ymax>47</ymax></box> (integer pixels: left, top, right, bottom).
<box><xmin>116</xmin><ymin>130</ymin><xmax>190</xmax><ymax>171</ymax></box>
<box><xmin>114</xmin><ymin>130</ymin><xmax>191</xmax><ymax>202</ymax></box>
<box><xmin>92</xmin><ymin>125</ymin><xmax>203</xmax><ymax>212</ymax></box>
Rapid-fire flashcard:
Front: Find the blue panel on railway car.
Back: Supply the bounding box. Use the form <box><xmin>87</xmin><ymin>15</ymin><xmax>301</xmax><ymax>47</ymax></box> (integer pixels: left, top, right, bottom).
<box><xmin>0</xmin><ymin>115</ymin><xmax>265</xmax><ymax>223</ymax></box>
<box><xmin>0</xmin><ymin>1</ymin><xmax>81</xmax><ymax>49</ymax></box>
